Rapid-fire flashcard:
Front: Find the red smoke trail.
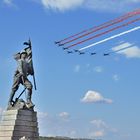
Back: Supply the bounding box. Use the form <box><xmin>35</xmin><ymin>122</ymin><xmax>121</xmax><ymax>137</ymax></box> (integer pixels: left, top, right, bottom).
<box><xmin>66</xmin><ymin>17</ymin><xmax>140</xmax><ymax>49</ymax></box>
<box><xmin>56</xmin><ymin>9</ymin><xmax>140</xmax><ymax>44</ymax></box>
<box><xmin>62</xmin><ymin>10</ymin><xmax>140</xmax><ymax>45</ymax></box>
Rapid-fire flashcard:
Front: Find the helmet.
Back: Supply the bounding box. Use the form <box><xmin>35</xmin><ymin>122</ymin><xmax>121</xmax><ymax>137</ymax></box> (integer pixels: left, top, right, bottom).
<box><xmin>20</xmin><ymin>50</ymin><xmax>27</xmax><ymax>58</ymax></box>
<box><xmin>20</xmin><ymin>50</ymin><xmax>27</xmax><ymax>55</ymax></box>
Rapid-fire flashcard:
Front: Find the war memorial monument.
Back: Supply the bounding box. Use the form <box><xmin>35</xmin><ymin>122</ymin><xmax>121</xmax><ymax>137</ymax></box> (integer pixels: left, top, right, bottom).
<box><xmin>0</xmin><ymin>40</ymin><xmax>39</xmax><ymax>140</ymax></box>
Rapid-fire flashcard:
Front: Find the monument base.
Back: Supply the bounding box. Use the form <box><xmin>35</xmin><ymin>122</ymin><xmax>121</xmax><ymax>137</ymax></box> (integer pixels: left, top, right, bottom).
<box><xmin>0</xmin><ymin>109</ymin><xmax>39</xmax><ymax>140</ymax></box>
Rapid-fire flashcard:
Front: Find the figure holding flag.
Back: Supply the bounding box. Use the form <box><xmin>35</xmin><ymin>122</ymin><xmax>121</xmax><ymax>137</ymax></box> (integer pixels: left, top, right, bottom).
<box><xmin>8</xmin><ymin>39</ymin><xmax>36</xmax><ymax>109</ymax></box>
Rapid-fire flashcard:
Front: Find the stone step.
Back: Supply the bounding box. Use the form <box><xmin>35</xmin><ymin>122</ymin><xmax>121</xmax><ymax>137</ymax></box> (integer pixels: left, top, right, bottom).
<box><xmin>0</xmin><ymin>120</ymin><xmax>38</xmax><ymax>127</ymax></box>
<box><xmin>0</xmin><ymin>130</ymin><xmax>39</xmax><ymax>137</ymax></box>
<box><xmin>0</xmin><ymin>136</ymin><xmax>39</xmax><ymax>140</ymax></box>
<box><xmin>2</xmin><ymin>114</ymin><xmax>37</xmax><ymax>122</ymax></box>
<box><xmin>0</xmin><ymin>125</ymin><xmax>38</xmax><ymax>132</ymax></box>
<box><xmin>3</xmin><ymin>110</ymin><xmax>37</xmax><ymax>116</ymax></box>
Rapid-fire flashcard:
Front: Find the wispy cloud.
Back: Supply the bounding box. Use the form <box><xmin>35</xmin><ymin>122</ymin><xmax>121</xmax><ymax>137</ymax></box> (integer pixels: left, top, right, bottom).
<box><xmin>113</xmin><ymin>42</ymin><xmax>133</xmax><ymax>51</ymax></box>
<box><xmin>4</xmin><ymin>0</ymin><xmax>140</xmax><ymax>12</ymax></box>
<box><xmin>89</xmin><ymin>130</ymin><xmax>105</xmax><ymax>138</ymax></box>
<box><xmin>74</xmin><ymin>65</ymin><xmax>80</xmax><ymax>72</ymax></box>
<box><xmin>113</xmin><ymin>74</ymin><xmax>120</xmax><ymax>81</ymax></box>
<box><xmin>41</xmin><ymin>0</ymin><xmax>84</xmax><ymax>11</ymax></box>
<box><xmin>3</xmin><ymin>0</ymin><xmax>12</xmax><ymax>5</ymax></box>
<box><xmin>58</xmin><ymin>112</ymin><xmax>70</xmax><ymax>120</ymax></box>
<box><xmin>94</xmin><ymin>66</ymin><xmax>103</xmax><ymax>73</ymax></box>
<box><xmin>37</xmin><ymin>111</ymin><xmax>77</xmax><ymax>137</ymax></box>
<box><xmin>37</xmin><ymin>110</ymin><xmax>118</xmax><ymax>138</ymax></box>
<box><xmin>112</xmin><ymin>42</ymin><xmax>140</xmax><ymax>58</ymax></box>
<box><xmin>38</xmin><ymin>111</ymin><xmax>48</xmax><ymax>119</ymax></box>
<box><xmin>81</xmin><ymin>90</ymin><xmax>113</xmax><ymax>104</ymax></box>
<box><xmin>85</xmin><ymin>0</ymin><xmax>140</xmax><ymax>13</ymax></box>
<box><xmin>89</xmin><ymin>119</ymin><xmax>118</xmax><ymax>138</ymax></box>
<box><xmin>40</xmin><ymin>0</ymin><xmax>140</xmax><ymax>12</ymax></box>
<box><xmin>90</xmin><ymin>119</ymin><xmax>107</xmax><ymax>128</ymax></box>
<box><xmin>3</xmin><ymin>0</ymin><xmax>14</xmax><ymax>6</ymax></box>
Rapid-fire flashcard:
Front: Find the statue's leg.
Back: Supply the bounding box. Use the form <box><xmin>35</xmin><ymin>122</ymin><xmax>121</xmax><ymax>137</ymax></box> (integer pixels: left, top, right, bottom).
<box><xmin>8</xmin><ymin>77</ymin><xmax>20</xmax><ymax>105</ymax></box>
<box><xmin>24</xmin><ymin>79</ymin><xmax>33</xmax><ymax>104</ymax></box>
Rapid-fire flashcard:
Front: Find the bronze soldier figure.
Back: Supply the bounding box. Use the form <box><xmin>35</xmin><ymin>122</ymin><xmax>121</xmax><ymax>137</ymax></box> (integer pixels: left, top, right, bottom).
<box><xmin>8</xmin><ymin>50</ymin><xmax>34</xmax><ymax>108</ymax></box>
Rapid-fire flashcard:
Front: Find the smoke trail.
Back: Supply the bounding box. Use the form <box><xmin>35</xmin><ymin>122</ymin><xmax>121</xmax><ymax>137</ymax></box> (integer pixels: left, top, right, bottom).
<box><xmin>79</xmin><ymin>26</ymin><xmax>140</xmax><ymax>51</ymax></box>
<box><xmin>66</xmin><ymin>18</ymin><xmax>140</xmax><ymax>49</ymax></box>
<box><xmin>62</xmin><ymin>11</ymin><xmax>140</xmax><ymax>45</ymax></box>
<box><xmin>56</xmin><ymin>8</ymin><xmax>140</xmax><ymax>44</ymax></box>
<box><xmin>106</xmin><ymin>45</ymin><xmax>135</xmax><ymax>55</ymax></box>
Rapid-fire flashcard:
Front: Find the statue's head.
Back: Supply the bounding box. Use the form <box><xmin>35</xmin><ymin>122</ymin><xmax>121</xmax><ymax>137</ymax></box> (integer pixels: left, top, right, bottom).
<box><xmin>20</xmin><ymin>50</ymin><xmax>27</xmax><ymax>59</ymax></box>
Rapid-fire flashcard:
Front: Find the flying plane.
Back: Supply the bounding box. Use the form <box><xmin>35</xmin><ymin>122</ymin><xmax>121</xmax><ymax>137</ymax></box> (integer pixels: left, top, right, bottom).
<box><xmin>54</xmin><ymin>41</ymin><xmax>60</xmax><ymax>44</ymax></box>
<box><xmin>59</xmin><ymin>44</ymin><xmax>64</xmax><ymax>46</ymax></box>
<box><xmin>63</xmin><ymin>47</ymin><xmax>68</xmax><ymax>50</ymax></box>
<box><xmin>74</xmin><ymin>49</ymin><xmax>79</xmax><ymax>52</ymax></box>
<box><xmin>91</xmin><ymin>52</ymin><xmax>96</xmax><ymax>55</ymax></box>
<box><xmin>67</xmin><ymin>51</ymin><xmax>73</xmax><ymax>54</ymax></box>
<box><xmin>79</xmin><ymin>52</ymin><xmax>85</xmax><ymax>55</ymax></box>
<box><xmin>103</xmin><ymin>53</ymin><xmax>110</xmax><ymax>56</ymax></box>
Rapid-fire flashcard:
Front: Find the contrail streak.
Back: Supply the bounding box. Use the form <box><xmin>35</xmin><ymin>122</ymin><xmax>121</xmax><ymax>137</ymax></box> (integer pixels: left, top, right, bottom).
<box><xmin>79</xmin><ymin>26</ymin><xmax>140</xmax><ymax>51</ymax></box>
<box><xmin>107</xmin><ymin>45</ymin><xmax>134</xmax><ymax>55</ymax></box>
<box><xmin>62</xmin><ymin>11</ymin><xmax>140</xmax><ymax>45</ymax></box>
<box><xmin>56</xmin><ymin>8</ymin><xmax>140</xmax><ymax>44</ymax></box>
<box><xmin>66</xmin><ymin>18</ymin><xmax>140</xmax><ymax>49</ymax></box>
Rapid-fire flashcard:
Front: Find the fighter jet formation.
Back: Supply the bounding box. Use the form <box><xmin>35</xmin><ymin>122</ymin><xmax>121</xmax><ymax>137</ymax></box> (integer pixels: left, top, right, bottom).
<box><xmin>55</xmin><ymin>8</ymin><xmax>140</xmax><ymax>57</ymax></box>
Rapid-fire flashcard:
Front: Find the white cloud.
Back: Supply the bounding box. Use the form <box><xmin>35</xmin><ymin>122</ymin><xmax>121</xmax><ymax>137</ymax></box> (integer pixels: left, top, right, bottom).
<box><xmin>69</xmin><ymin>130</ymin><xmax>77</xmax><ymax>137</ymax></box>
<box><xmin>90</xmin><ymin>119</ymin><xmax>107</xmax><ymax>128</ymax></box>
<box><xmin>3</xmin><ymin>0</ymin><xmax>13</xmax><ymax>6</ymax></box>
<box><xmin>112</xmin><ymin>42</ymin><xmax>140</xmax><ymax>58</ymax></box>
<box><xmin>4</xmin><ymin>0</ymin><xmax>140</xmax><ymax>12</ymax></box>
<box><xmin>119</xmin><ymin>47</ymin><xmax>140</xmax><ymax>58</ymax></box>
<box><xmin>74</xmin><ymin>65</ymin><xmax>80</xmax><ymax>72</ymax></box>
<box><xmin>85</xmin><ymin>0</ymin><xmax>140</xmax><ymax>13</ymax></box>
<box><xmin>113</xmin><ymin>74</ymin><xmax>120</xmax><ymax>81</ymax></box>
<box><xmin>35</xmin><ymin>110</ymin><xmax>118</xmax><ymax>138</ymax></box>
<box><xmin>40</xmin><ymin>0</ymin><xmax>140</xmax><ymax>12</ymax></box>
<box><xmin>89</xmin><ymin>130</ymin><xmax>105</xmax><ymax>138</ymax></box>
<box><xmin>4</xmin><ymin>0</ymin><xmax>140</xmax><ymax>13</ymax></box>
<box><xmin>112</xmin><ymin>42</ymin><xmax>133</xmax><ymax>51</ymax></box>
<box><xmin>59</xmin><ymin>112</ymin><xmax>70</xmax><ymax>119</ymax></box>
<box><xmin>89</xmin><ymin>119</ymin><xmax>118</xmax><ymax>138</ymax></box>
<box><xmin>38</xmin><ymin>111</ymin><xmax>48</xmax><ymax>119</ymax></box>
<box><xmin>81</xmin><ymin>90</ymin><xmax>113</xmax><ymax>104</ymax></box>
<box><xmin>94</xmin><ymin>66</ymin><xmax>103</xmax><ymax>73</ymax></box>
<box><xmin>3</xmin><ymin>0</ymin><xmax>12</xmax><ymax>4</ymax></box>
<box><xmin>41</xmin><ymin>0</ymin><xmax>84</xmax><ymax>11</ymax></box>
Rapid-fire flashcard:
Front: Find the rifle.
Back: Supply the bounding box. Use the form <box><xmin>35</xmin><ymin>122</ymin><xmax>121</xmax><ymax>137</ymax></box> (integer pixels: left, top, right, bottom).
<box><xmin>13</xmin><ymin>88</ymin><xmax>27</xmax><ymax>106</ymax></box>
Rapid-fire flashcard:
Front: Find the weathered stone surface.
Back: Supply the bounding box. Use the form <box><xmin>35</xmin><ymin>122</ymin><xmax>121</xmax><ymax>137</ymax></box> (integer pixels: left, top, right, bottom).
<box><xmin>0</xmin><ymin>137</ymin><xmax>38</xmax><ymax>140</ymax></box>
<box><xmin>19</xmin><ymin>136</ymin><xmax>30</xmax><ymax>140</ymax></box>
<box><xmin>0</xmin><ymin>120</ymin><xmax>38</xmax><ymax>127</ymax></box>
<box><xmin>0</xmin><ymin>109</ymin><xmax>39</xmax><ymax>140</ymax></box>
<box><xmin>2</xmin><ymin>114</ymin><xmax>37</xmax><ymax>121</ymax></box>
<box><xmin>0</xmin><ymin>125</ymin><xmax>38</xmax><ymax>132</ymax></box>
<box><xmin>3</xmin><ymin>110</ymin><xmax>36</xmax><ymax>116</ymax></box>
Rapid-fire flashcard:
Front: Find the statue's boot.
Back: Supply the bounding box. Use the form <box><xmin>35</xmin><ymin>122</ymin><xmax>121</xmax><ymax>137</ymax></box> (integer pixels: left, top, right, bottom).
<box><xmin>26</xmin><ymin>89</ymin><xmax>34</xmax><ymax>108</ymax></box>
<box><xmin>8</xmin><ymin>90</ymin><xmax>15</xmax><ymax>106</ymax></box>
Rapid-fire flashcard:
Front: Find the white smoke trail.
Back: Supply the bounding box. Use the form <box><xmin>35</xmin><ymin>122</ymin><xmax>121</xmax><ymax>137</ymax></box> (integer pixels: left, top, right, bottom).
<box><xmin>79</xmin><ymin>26</ymin><xmax>140</xmax><ymax>51</ymax></box>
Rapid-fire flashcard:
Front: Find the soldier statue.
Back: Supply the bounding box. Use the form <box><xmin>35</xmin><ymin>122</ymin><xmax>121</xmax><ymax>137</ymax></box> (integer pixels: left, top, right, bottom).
<box><xmin>8</xmin><ymin>40</ymin><xmax>36</xmax><ymax>109</ymax></box>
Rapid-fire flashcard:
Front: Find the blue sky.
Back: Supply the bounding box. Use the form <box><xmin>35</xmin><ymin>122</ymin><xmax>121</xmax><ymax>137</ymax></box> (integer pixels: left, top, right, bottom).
<box><xmin>0</xmin><ymin>0</ymin><xmax>140</xmax><ymax>139</ymax></box>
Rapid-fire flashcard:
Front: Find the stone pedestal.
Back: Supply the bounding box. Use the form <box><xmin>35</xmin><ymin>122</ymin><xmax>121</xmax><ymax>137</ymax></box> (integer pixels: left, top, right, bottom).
<box><xmin>0</xmin><ymin>109</ymin><xmax>39</xmax><ymax>140</ymax></box>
